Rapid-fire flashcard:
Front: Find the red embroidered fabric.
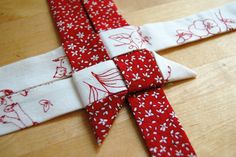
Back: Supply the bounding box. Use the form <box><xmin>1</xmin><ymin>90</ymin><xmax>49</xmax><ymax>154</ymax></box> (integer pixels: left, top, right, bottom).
<box><xmin>48</xmin><ymin>0</ymin><xmax>196</xmax><ymax>156</ymax></box>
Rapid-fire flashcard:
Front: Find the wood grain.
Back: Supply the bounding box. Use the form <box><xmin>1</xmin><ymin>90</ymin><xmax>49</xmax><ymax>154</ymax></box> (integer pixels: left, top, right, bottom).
<box><xmin>0</xmin><ymin>0</ymin><xmax>236</xmax><ymax>157</ymax></box>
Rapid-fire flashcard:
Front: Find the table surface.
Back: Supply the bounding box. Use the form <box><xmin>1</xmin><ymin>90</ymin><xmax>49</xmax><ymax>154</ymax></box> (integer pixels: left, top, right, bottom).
<box><xmin>0</xmin><ymin>0</ymin><xmax>236</xmax><ymax>157</ymax></box>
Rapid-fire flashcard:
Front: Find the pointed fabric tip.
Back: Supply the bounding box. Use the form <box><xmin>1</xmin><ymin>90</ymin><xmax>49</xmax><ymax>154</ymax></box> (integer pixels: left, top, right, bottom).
<box><xmin>153</xmin><ymin>52</ymin><xmax>197</xmax><ymax>82</ymax></box>
<box><xmin>85</xmin><ymin>91</ymin><xmax>127</xmax><ymax>145</ymax></box>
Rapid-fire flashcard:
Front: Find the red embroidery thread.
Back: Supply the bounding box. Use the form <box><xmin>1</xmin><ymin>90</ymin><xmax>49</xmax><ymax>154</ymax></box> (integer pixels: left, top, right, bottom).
<box><xmin>39</xmin><ymin>99</ymin><xmax>53</xmax><ymax>113</ymax></box>
<box><xmin>176</xmin><ymin>9</ymin><xmax>236</xmax><ymax>44</ymax></box>
<box><xmin>109</xmin><ymin>26</ymin><xmax>151</xmax><ymax>49</ymax></box>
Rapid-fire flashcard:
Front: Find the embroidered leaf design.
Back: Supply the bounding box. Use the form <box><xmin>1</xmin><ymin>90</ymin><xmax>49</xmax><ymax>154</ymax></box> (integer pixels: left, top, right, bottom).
<box><xmin>83</xmin><ymin>81</ymin><xmax>108</xmax><ymax>104</ymax></box>
<box><xmin>92</xmin><ymin>68</ymin><xmax>125</xmax><ymax>89</ymax></box>
<box><xmin>83</xmin><ymin>68</ymin><xmax>126</xmax><ymax>104</ymax></box>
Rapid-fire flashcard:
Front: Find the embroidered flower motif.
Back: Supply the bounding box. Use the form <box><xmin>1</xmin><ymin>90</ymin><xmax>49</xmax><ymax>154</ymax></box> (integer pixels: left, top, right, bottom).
<box><xmin>189</xmin><ymin>19</ymin><xmax>221</xmax><ymax>36</ymax></box>
<box><xmin>137</xmin><ymin>117</ymin><xmax>144</xmax><ymax>125</ymax></box>
<box><xmin>176</xmin><ymin>30</ymin><xmax>193</xmax><ymax>44</ymax></box>
<box><xmin>216</xmin><ymin>10</ymin><xmax>236</xmax><ymax>31</ymax></box>
<box><xmin>175</xmin><ymin>9</ymin><xmax>236</xmax><ymax>44</ymax></box>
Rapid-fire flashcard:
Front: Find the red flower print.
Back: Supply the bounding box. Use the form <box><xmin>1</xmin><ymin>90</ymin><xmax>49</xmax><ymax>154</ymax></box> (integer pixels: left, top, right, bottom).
<box><xmin>39</xmin><ymin>99</ymin><xmax>53</xmax><ymax>113</ymax></box>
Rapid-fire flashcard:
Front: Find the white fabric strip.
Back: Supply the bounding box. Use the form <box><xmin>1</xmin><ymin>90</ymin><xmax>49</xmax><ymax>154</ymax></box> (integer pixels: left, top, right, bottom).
<box><xmin>1</xmin><ymin>2</ymin><xmax>235</xmax><ymax>136</ymax></box>
<box><xmin>72</xmin><ymin>60</ymin><xmax>127</xmax><ymax>106</ymax></box>
<box><xmin>99</xmin><ymin>2</ymin><xmax>236</xmax><ymax>57</ymax></box>
<box><xmin>153</xmin><ymin>52</ymin><xmax>196</xmax><ymax>82</ymax></box>
<box><xmin>0</xmin><ymin>47</ymin><xmax>72</xmax><ymax>97</ymax></box>
<box><xmin>0</xmin><ymin>78</ymin><xmax>82</xmax><ymax>136</ymax></box>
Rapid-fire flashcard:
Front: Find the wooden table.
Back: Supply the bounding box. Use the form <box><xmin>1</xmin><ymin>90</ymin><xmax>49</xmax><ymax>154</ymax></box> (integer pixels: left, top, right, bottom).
<box><xmin>0</xmin><ymin>0</ymin><xmax>236</xmax><ymax>156</ymax></box>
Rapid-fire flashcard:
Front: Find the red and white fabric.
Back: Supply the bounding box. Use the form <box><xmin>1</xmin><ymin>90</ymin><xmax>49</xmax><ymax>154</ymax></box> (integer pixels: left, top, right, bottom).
<box><xmin>100</xmin><ymin>2</ymin><xmax>236</xmax><ymax>55</ymax></box>
<box><xmin>0</xmin><ymin>3</ymin><xmax>235</xmax><ymax>155</ymax></box>
<box><xmin>48</xmin><ymin>0</ymin><xmax>197</xmax><ymax>156</ymax></box>
<box><xmin>0</xmin><ymin>47</ymin><xmax>71</xmax><ymax>97</ymax></box>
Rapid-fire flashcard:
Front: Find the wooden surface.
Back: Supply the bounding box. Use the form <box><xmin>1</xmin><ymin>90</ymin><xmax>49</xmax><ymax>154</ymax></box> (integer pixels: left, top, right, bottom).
<box><xmin>0</xmin><ymin>0</ymin><xmax>236</xmax><ymax>156</ymax></box>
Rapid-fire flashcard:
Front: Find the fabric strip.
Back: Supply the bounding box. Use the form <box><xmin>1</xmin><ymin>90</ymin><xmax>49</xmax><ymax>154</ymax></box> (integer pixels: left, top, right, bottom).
<box><xmin>0</xmin><ymin>1</ymin><xmax>235</xmax><ymax>137</ymax></box>
<box><xmin>0</xmin><ymin>78</ymin><xmax>82</xmax><ymax>136</ymax></box>
<box><xmin>0</xmin><ymin>47</ymin><xmax>71</xmax><ymax>97</ymax></box>
<box><xmin>1</xmin><ymin>1</ymin><xmax>234</xmax><ymax>97</ymax></box>
<box><xmin>80</xmin><ymin>0</ymin><xmax>197</xmax><ymax>156</ymax></box>
<box><xmin>99</xmin><ymin>2</ymin><xmax>236</xmax><ymax>57</ymax></box>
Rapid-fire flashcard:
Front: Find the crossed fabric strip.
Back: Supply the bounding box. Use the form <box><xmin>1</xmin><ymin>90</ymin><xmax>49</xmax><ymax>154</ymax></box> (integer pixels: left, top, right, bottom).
<box><xmin>0</xmin><ymin>1</ymin><xmax>236</xmax><ymax>156</ymax></box>
<box><xmin>48</xmin><ymin>0</ymin><xmax>197</xmax><ymax>156</ymax></box>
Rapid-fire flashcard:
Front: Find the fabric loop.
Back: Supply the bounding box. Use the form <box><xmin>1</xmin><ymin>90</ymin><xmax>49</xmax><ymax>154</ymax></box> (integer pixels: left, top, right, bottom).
<box><xmin>114</xmin><ymin>49</ymin><xmax>164</xmax><ymax>93</ymax></box>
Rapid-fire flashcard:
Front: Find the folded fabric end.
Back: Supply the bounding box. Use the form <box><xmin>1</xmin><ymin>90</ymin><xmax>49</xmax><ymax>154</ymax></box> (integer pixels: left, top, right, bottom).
<box><xmin>152</xmin><ymin>52</ymin><xmax>197</xmax><ymax>82</ymax></box>
<box><xmin>85</xmin><ymin>91</ymin><xmax>127</xmax><ymax>146</ymax></box>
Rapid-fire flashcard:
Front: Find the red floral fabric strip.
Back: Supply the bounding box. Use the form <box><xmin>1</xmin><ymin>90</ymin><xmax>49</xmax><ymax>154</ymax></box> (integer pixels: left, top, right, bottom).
<box><xmin>48</xmin><ymin>0</ymin><xmax>110</xmax><ymax>71</ymax></box>
<box><xmin>81</xmin><ymin>0</ymin><xmax>128</xmax><ymax>31</ymax></box>
<box><xmin>113</xmin><ymin>49</ymin><xmax>164</xmax><ymax>93</ymax></box>
<box><xmin>114</xmin><ymin>49</ymin><xmax>196</xmax><ymax>156</ymax></box>
<box><xmin>86</xmin><ymin>90</ymin><xmax>127</xmax><ymax>144</ymax></box>
<box><xmin>128</xmin><ymin>88</ymin><xmax>196</xmax><ymax>157</ymax></box>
